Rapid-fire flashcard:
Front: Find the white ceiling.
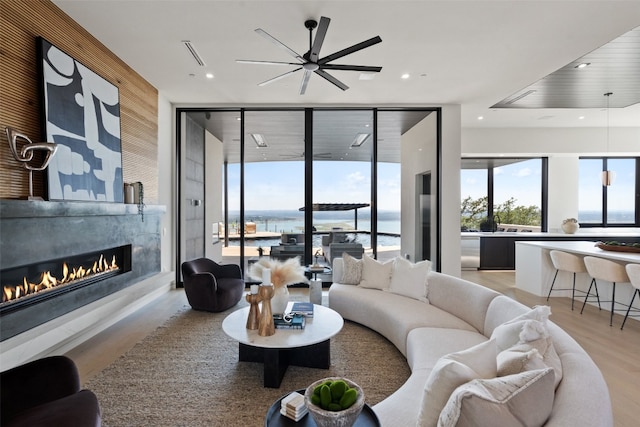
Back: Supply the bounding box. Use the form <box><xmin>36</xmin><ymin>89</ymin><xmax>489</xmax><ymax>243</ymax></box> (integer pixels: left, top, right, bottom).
<box><xmin>53</xmin><ymin>0</ymin><xmax>640</xmax><ymax>129</ymax></box>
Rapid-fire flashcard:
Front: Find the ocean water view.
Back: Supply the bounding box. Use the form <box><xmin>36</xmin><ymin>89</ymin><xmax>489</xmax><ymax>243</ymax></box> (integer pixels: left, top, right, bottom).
<box><xmin>224</xmin><ymin>210</ymin><xmax>401</xmax><ymax>248</ymax></box>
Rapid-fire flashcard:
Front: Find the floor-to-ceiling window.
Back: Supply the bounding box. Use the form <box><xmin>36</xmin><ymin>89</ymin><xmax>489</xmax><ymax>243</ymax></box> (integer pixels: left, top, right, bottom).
<box><xmin>578</xmin><ymin>157</ymin><xmax>639</xmax><ymax>226</ymax></box>
<box><xmin>177</xmin><ymin>107</ymin><xmax>439</xmax><ymax>284</ymax></box>
<box><xmin>313</xmin><ymin>110</ymin><xmax>373</xmax><ymax>265</ymax></box>
<box><xmin>461</xmin><ymin>158</ymin><xmax>544</xmax><ymax>232</ymax></box>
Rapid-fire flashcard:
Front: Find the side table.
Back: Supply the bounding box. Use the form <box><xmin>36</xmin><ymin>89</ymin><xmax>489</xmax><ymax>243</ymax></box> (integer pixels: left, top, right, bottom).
<box><xmin>264</xmin><ymin>389</ymin><xmax>381</xmax><ymax>427</ymax></box>
<box><xmin>305</xmin><ymin>266</ymin><xmax>331</xmax><ymax>305</ymax></box>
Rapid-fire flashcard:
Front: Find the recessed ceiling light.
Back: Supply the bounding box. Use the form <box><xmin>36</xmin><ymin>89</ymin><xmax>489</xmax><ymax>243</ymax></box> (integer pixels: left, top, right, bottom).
<box><xmin>477</xmin><ymin>116</ymin><xmax>484</xmax><ymax>120</ymax></box>
<box><xmin>574</xmin><ymin>62</ymin><xmax>590</xmax><ymax>69</ymax></box>
<box><xmin>579</xmin><ymin>116</ymin><xmax>585</xmax><ymax>120</ymax></box>
<box><xmin>250</xmin><ymin>133</ymin><xmax>268</xmax><ymax>147</ymax></box>
<box><xmin>401</xmin><ymin>73</ymin><xmax>410</xmax><ymax>79</ymax></box>
<box><xmin>206</xmin><ymin>73</ymin><xmax>214</xmax><ymax>79</ymax></box>
<box><xmin>351</xmin><ymin>133</ymin><xmax>370</xmax><ymax>147</ymax></box>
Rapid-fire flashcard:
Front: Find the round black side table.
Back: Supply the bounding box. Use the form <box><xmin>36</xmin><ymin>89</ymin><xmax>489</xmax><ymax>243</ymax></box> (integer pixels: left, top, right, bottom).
<box><xmin>264</xmin><ymin>389</ymin><xmax>381</xmax><ymax>427</ymax></box>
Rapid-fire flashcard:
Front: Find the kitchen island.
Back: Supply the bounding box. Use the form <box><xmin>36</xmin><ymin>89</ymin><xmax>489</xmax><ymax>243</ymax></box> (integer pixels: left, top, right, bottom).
<box><xmin>515</xmin><ymin>240</ymin><xmax>640</xmax><ymax>314</ymax></box>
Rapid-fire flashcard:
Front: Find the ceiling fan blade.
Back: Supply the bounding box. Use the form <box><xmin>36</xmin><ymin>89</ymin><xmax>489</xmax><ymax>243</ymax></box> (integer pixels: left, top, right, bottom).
<box><xmin>258</xmin><ymin>67</ymin><xmax>302</xmax><ymax>86</ymax></box>
<box><xmin>314</xmin><ymin>69</ymin><xmax>349</xmax><ymax>91</ymax></box>
<box><xmin>255</xmin><ymin>28</ymin><xmax>305</xmax><ymax>62</ymax></box>
<box><xmin>321</xmin><ymin>64</ymin><xmax>382</xmax><ymax>72</ymax></box>
<box><xmin>310</xmin><ymin>16</ymin><xmax>330</xmax><ymax>62</ymax></box>
<box><xmin>237</xmin><ymin>59</ymin><xmax>302</xmax><ymax>66</ymax></box>
<box><xmin>299</xmin><ymin>70</ymin><xmax>313</xmax><ymax>95</ymax></box>
<box><xmin>318</xmin><ymin>36</ymin><xmax>382</xmax><ymax>65</ymax></box>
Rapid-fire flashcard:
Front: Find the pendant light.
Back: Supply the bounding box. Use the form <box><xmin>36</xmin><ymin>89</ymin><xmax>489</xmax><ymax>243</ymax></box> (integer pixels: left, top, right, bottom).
<box><xmin>601</xmin><ymin>92</ymin><xmax>615</xmax><ymax>186</ymax></box>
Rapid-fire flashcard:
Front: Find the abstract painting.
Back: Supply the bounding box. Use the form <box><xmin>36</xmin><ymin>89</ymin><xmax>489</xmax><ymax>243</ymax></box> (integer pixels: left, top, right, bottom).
<box><xmin>38</xmin><ymin>37</ymin><xmax>123</xmax><ymax>202</ymax></box>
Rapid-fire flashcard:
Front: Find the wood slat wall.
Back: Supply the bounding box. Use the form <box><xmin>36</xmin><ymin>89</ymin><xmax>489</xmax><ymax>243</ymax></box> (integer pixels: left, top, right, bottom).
<box><xmin>0</xmin><ymin>0</ymin><xmax>159</xmax><ymax>203</ymax></box>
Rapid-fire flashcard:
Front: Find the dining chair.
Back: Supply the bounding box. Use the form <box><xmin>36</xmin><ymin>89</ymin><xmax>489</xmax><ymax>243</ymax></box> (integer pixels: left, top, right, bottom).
<box><xmin>547</xmin><ymin>250</ymin><xmax>588</xmax><ymax>310</ymax></box>
<box><xmin>582</xmin><ymin>256</ymin><xmax>630</xmax><ymax>327</ymax></box>
<box><xmin>621</xmin><ymin>263</ymin><xmax>640</xmax><ymax>330</ymax></box>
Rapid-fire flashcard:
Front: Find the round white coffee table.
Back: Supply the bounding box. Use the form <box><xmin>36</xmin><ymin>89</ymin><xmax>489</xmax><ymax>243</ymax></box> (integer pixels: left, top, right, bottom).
<box><xmin>222</xmin><ymin>302</ymin><xmax>343</xmax><ymax>388</ymax></box>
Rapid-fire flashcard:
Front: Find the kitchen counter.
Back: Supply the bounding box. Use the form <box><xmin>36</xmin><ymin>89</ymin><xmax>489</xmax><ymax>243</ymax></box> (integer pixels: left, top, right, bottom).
<box><xmin>515</xmin><ymin>241</ymin><xmax>640</xmax><ymax>311</ymax></box>
<box><xmin>461</xmin><ymin>231</ymin><xmax>640</xmax><ymax>270</ymax></box>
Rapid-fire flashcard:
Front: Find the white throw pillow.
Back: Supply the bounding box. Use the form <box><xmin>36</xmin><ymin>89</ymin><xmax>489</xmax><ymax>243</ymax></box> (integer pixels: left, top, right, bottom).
<box><xmin>438</xmin><ymin>368</ymin><xmax>555</xmax><ymax>427</ymax></box>
<box><xmin>492</xmin><ymin>306</ymin><xmax>563</xmax><ymax>388</ymax></box>
<box><xmin>418</xmin><ymin>339</ymin><xmax>497</xmax><ymax>427</ymax></box>
<box><xmin>491</xmin><ymin>305</ymin><xmax>551</xmax><ymax>351</ymax></box>
<box><xmin>340</xmin><ymin>252</ymin><xmax>363</xmax><ymax>285</ymax></box>
<box><xmin>358</xmin><ymin>255</ymin><xmax>393</xmax><ymax>290</ymax></box>
<box><xmin>387</xmin><ymin>256</ymin><xmax>431</xmax><ymax>302</ymax></box>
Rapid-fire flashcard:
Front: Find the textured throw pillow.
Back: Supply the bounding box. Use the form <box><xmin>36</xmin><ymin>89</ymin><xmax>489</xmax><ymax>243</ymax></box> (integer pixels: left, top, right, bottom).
<box><xmin>358</xmin><ymin>255</ymin><xmax>394</xmax><ymax>290</ymax></box>
<box><xmin>491</xmin><ymin>306</ymin><xmax>552</xmax><ymax>351</ymax></box>
<box><xmin>497</xmin><ymin>342</ymin><xmax>548</xmax><ymax>378</ymax></box>
<box><xmin>340</xmin><ymin>252</ymin><xmax>363</xmax><ymax>285</ymax></box>
<box><xmin>418</xmin><ymin>340</ymin><xmax>497</xmax><ymax>427</ymax></box>
<box><xmin>387</xmin><ymin>256</ymin><xmax>431</xmax><ymax>302</ymax></box>
<box><xmin>498</xmin><ymin>336</ymin><xmax>563</xmax><ymax>389</ymax></box>
<box><xmin>492</xmin><ymin>306</ymin><xmax>563</xmax><ymax>389</ymax></box>
<box><xmin>438</xmin><ymin>368</ymin><xmax>555</xmax><ymax>427</ymax></box>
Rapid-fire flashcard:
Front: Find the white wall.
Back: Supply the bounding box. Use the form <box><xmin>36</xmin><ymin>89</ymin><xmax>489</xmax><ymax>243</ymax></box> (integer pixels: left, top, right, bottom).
<box><xmin>401</xmin><ymin>113</ymin><xmax>437</xmax><ymax>263</ymax></box>
<box><xmin>401</xmin><ymin>105</ymin><xmax>462</xmax><ymax>276</ymax></box>
<box><xmin>205</xmin><ymin>130</ymin><xmax>223</xmax><ymax>261</ymax></box>
<box><xmin>440</xmin><ymin>105</ymin><xmax>462</xmax><ymax>275</ymax></box>
<box><xmin>461</xmin><ymin>127</ymin><xmax>639</xmax><ymax>156</ymax></box>
<box><xmin>157</xmin><ymin>93</ymin><xmax>175</xmax><ymax>278</ymax></box>
<box><xmin>461</xmin><ymin>126</ymin><xmax>639</xmax><ymax>234</ymax></box>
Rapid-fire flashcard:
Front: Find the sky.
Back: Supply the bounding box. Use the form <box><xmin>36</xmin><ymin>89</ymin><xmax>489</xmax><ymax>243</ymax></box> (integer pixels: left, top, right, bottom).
<box><xmin>462</xmin><ymin>158</ymin><xmax>636</xmax><ymax>212</ymax></box>
<box><xmin>227</xmin><ymin>157</ymin><xmax>635</xmax><ymax>213</ymax></box>
<box><xmin>227</xmin><ymin>160</ymin><xmax>401</xmax><ymax>211</ymax></box>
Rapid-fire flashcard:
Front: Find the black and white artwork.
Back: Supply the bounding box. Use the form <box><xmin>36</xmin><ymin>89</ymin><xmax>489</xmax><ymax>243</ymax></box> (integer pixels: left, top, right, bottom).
<box><xmin>39</xmin><ymin>37</ymin><xmax>123</xmax><ymax>202</ymax></box>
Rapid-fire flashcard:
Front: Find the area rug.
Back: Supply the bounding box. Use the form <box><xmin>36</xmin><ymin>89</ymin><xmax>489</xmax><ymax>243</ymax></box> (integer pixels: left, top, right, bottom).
<box><xmin>85</xmin><ymin>298</ymin><xmax>410</xmax><ymax>426</ymax></box>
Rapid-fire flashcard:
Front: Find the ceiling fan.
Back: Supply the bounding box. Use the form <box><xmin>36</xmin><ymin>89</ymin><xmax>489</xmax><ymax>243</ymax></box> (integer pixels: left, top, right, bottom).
<box><xmin>237</xmin><ymin>16</ymin><xmax>382</xmax><ymax>94</ymax></box>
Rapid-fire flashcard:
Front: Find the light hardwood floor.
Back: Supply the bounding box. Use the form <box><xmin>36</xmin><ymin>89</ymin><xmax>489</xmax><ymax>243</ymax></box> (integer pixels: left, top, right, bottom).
<box><xmin>66</xmin><ymin>271</ymin><xmax>639</xmax><ymax>426</ymax></box>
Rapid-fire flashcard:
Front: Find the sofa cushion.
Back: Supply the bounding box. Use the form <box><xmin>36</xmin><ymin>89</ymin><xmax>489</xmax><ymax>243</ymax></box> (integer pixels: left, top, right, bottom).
<box><xmin>340</xmin><ymin>252</ymin><xmax>363</xmax><ymax>285</ymax></box>
<box><xmin>329</xmin><ymin>284</ymin><xmax>479</xmax><ymax>356</ymax></box>
<box><xmin>418</xmin><ymin>339</ymin><xmax>497</xmax><ymax>427</ymax></box>
<box><xmin>359</xmin><ymin>255</ymin><xmax>393</xmax><ymax>290</ymax></box>
<box><xmin>438</xmin><ymin>368</ymin><xmax>555</xmax><ymax>427</ymax></box>
<box><xmin>427</xmin><ymin>272</ymin><xmax>500</xmax><ymax>335</ymax></box>
<box><xmin>388</xmin><ymin>256</ymin><xmax>431</xmax><ymax>302</ymax></box>
<box><xmin>407</xmin><ymin>327</ymin><xmax>488</xmax><ymax>372</ymax></box>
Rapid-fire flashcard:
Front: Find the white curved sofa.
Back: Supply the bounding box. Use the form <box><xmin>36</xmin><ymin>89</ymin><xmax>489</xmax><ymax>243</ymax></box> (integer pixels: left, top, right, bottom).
<box><xmin>328</xmin><ymin>257</ymin><xmax>612</xmax><ymax>427</ymax></box>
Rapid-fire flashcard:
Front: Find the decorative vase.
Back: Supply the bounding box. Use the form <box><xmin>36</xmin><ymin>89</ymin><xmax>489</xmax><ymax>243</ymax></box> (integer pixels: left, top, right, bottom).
<box><xmin>304</xmin><ymin>377</ymin><xmax>365</xmax><ymax>427</ymax></box>
<box><xmin>561</xmin><ymin>221</ymin><xmax>579</xmax><ymax>234</ymax></box>
<box><xmin>271</xmin><ymin>286</ymin><xmax>289</xmax><ymax>315</ymax></box>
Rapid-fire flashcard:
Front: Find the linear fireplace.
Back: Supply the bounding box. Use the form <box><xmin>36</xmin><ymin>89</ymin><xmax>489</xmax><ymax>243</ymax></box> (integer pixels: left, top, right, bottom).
<box><xmin>1</xmin><ymin>245</ymin><xmax>132</xmax><ymax>314</ymax></box>
<box><xmin>0</xmin><ymin>200</ymin><xmax>165</xmax><ymax>342</ymax></box>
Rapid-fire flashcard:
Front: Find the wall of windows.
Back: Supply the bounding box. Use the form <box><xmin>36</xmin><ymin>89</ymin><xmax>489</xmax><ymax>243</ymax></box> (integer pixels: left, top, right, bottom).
<box><xmin>177</xmin><ymin>107</ymin><xmax>439</xmax><ymax>281</ymax></box>
<box><xmin>461</xmin><ymin>158</ymin><xmax>544</xmax><ymax>232</ymax></box>
<box><xmin>578</xmin><ymin>157</ymin><xmax>639</xmax><ymax>226</ymax></box>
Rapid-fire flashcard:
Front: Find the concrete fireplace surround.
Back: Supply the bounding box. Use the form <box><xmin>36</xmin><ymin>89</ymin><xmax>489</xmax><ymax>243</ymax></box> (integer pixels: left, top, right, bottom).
<box><xmin>0</xmin><ymin>200</ymin><xmax>173</xmax><ymax>369</ymax></box>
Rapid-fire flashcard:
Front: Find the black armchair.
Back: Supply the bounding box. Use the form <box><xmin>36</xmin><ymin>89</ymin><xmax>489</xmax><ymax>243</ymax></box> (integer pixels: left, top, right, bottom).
<box><xmin>1</xmin><ymin>355</ymin><xmax>101</xmax><ymax>427</ymax></box>
<box><xmin>181</xmin><ymin>257</ymin><xmax>245</xmax><ymax>312</ymax></box>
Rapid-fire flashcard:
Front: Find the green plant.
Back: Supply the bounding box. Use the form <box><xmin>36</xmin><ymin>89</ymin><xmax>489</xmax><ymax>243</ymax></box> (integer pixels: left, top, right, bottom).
<box><xmin>310</xmin><ymin>379</ymin><xmax>359</xmax><ymax>411</ymax></box>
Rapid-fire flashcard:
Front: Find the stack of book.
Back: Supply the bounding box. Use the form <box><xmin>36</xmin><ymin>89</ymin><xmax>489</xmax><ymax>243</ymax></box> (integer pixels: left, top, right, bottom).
<box><xmin>273</xmin><ymin>314</ymin><xmax>306</xmax><ymax>329</ymax></box>
<box><xmin>280</xmin><ymin>391</ymin><xmax>307</xmax><ymax>421</ymax></box>
<box><xmin>291</xmin><ymin>302</ymin><xmax>314</xmax><ymax>317</ymax></box>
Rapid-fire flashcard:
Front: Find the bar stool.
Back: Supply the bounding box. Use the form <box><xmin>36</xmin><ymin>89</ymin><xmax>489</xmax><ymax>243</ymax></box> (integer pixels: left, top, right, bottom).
<box><xmin>582</xmin><ymin>256</ymin><xmax>630</xmax><ymax>327</ymax></box>
<box><xmin>621</xmin><ymin>263</ymin><xmax>640</xmax><ymax>330</ymax></box>
<box><xmin>546</xmin><ymin>250</ymin><xmax>588</xmax><ymax>310</ymax></box>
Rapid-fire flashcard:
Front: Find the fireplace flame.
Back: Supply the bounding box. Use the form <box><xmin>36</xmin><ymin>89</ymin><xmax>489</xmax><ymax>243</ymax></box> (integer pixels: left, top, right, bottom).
<box><xmin>2</xmin><ymin>254</ymin><xmax>120</xmax><ymax>304</ymax></box>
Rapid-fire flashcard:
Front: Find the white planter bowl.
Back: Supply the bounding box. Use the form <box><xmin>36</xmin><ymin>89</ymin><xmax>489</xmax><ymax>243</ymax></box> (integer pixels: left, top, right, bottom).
<box><xmin>562</xmin><ymin>221</ymin><xmax>579</xmax><ymax>234</ymax></box>
<box><xmin>304</xmin><ymin>377</ymin><xmax>365</xmax><ymax>427</ymax></box>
